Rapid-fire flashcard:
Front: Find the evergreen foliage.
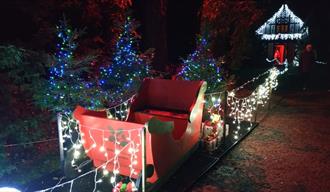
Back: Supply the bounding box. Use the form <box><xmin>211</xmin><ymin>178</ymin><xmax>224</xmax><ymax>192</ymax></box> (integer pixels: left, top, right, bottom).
<box><xmin>35</xmin><ymin>18</ymin><xmax>103</xmax><ymax>113</ymax></box>
<box><xmin>180</xmin><ymin>35</ymin><xmax>224</xmax><ymax>93</ymax></box>
<box><xmin>0</xmin><ymin>45</ymin><xmax>55</xmax><ymax>181</ymax></box>
<box><xmin>99</xmin><ymin>16</ymin><xmax>150</xmax><ymax>104</ymax></box>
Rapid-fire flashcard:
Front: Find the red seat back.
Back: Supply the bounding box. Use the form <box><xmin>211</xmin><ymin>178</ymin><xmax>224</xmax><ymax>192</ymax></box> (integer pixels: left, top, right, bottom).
<box><xmin>130</xmin><ymin>78</ymin><xmax>204</xmax><ymax>113</ymax></box>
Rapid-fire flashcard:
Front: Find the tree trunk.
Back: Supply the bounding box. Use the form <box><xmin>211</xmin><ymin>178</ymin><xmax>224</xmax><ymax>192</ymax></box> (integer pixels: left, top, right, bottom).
<box><xmin>141</xmin><ymin>0</ymin><xmax>168</xmax><ymax>71</ymax></box>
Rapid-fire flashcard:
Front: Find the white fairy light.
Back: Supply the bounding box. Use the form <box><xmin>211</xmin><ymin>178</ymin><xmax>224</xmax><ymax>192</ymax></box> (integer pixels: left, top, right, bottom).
<box><xmin>73</xmin><ymin>150</ymin><xmax>80</xmax><ymax>159</ymax></box>
<box><xmin>99</xmin><ymin>146</ymin><xmax>105</xmax><ymax>152</ymax></box>
<box><xmin>115</xmin><ymin>149</ymin><xmax>120</xmax><ymax>155</ymax></box>
<box><xmin>211</xmin><ymin>97</ymin><xmax>216</xmax><ymax>102</ymax></box>
<box><xmin>227</xmin><ymin>67</ymin><xmax>281</xmax><ymax>139</ymax></box>
<box><xmin>110</xmin><ymin>176</ymin><xmax>116</xmax><ymax>184</ymax></box>
<box><xmin>38</xmin><ymin>102</ymin><xmax>143</xmax><ymax>192</ymax></box>
<box><xmin>113</xmin><ymin>169</ymin><xmax>119</xmax><ymax>175</ymax></box>
<box><xmin>73</xmin><ymin>144</ymin><xmax>81</xmax><ymax>149</ymax></box>
<box><xmin>103</xmin><ymin>169</ymin><xmax>109</xmax><ymax>175</ymax></box>
<box><xmin>97</xmin><ymin>179</ymin><xmax>103</xmax><ymax>183</ymax></box>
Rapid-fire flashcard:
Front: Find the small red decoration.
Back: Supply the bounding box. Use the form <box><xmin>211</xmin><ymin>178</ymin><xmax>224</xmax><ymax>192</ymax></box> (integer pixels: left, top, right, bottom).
<box><xmin>202</xmin><ymin>116</ymin><xmax>223</xmax><ymax>152</ymax></box>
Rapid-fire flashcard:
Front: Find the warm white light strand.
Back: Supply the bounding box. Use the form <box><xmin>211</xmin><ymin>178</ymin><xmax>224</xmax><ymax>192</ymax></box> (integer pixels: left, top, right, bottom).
<box><xmin>38</xmin><ymin>113</ymin><xmax>143</xmax><ymax>192</ymax></box>
<box><xmin>106</xmin><ymin>96</ymin><xmax>134</xmax><ymax>120</ymax></box>
<box><xmin>37</xmin><ymin>132</ymin><xmax>140</xmax><ymax>192</ymax></box>
<box><xmin>227</xmin><ymin>67</ymin><xmax>282</xmax><ymax>139</ymax></box>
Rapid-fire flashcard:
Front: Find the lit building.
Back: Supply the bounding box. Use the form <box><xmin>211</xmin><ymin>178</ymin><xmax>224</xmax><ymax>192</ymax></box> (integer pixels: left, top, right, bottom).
<box><xmin>256</xmin><ymin>4</ymin><xmax>308</xmax><ymax>65</ymax></box>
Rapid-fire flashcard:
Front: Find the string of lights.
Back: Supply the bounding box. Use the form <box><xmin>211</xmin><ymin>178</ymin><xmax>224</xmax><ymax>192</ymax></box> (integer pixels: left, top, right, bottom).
<box><xmin>106</xmin><ymin>96</ymin><xmax>135</xmax><ymax>121</ymax></box>
<box><xmin>0</xmin><ymin>138</ymin><xmax>58</xmax><ymax>148</ymax></box>
<box><xmin>231</xmin><ymin>69</ymin><xmax>270</xmax><ymax>93</ymax></box>
<box><xmin>204</xmin><ymin>92</ymin><xmax>224</xmax><ymax>123</ymax></box>
<box><xmin>227</xmin><ymin>67</ymin><xmax>282</xmax><ymax>139</ymax></box>
<box><xmin>37</xmin><ymin>114</ymin><xmax>143</xmax><ymax>192</ymax></box>
<box><xmin>316</xmin><ymin>61</ymin><xmax>327</xmax><ymax>65</ymax></box>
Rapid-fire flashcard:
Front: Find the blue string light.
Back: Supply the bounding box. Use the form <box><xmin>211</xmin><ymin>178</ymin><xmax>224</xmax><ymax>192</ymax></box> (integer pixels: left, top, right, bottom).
<box><xmin>45</xmin><ymin>19</ymin><xmax>104</xmax><ymax>112</ymax></box>
<box><xmin>49</xmin><ymin>22</ymin><xmax>76</xmax><ymax>87</ymax></box>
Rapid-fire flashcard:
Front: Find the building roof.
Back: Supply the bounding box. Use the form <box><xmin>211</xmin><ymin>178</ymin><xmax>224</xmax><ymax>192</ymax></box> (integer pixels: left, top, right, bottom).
<box><xmin>256</xmin><ymin>4</ymin><xmax>308</xmax><ymax>41</ymax></box>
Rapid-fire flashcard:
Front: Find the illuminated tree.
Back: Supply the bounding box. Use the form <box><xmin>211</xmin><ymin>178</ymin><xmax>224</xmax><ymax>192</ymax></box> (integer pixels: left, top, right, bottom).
<box><xmin>99</xmin><ymin>16</ymin><xmax>150</xmax><ymax>104</ymax></box>
<box><xmin>180</xmin><ymin>35</ymin><xmax>224</xmax><ymax>92</ymax></box>
<box><xmin>35</xmin><ymin>18</ymin><xmax>103</xmax><ymax>113</ymax></box>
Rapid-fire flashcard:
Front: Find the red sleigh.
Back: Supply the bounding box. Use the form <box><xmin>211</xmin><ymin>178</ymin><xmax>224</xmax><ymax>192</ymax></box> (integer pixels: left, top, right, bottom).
<box><xmin>73</xmin><ymin>78</ymin><xmax>207</xmax><ymax>188</ymax></box>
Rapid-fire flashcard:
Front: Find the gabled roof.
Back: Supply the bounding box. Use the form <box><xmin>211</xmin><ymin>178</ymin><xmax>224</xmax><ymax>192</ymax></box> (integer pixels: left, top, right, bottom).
<box><xmin>256</xmin><ymin>4</ymin><xmax>308</xmax><ymax>41</ymax></box>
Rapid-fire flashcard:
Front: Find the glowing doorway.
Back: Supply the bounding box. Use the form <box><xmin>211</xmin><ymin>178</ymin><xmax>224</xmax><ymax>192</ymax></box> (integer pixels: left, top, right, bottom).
<box><xmin>274</xmin><ymin>44</ymin><xmax>285</xmax><ymax>64</ymax></box>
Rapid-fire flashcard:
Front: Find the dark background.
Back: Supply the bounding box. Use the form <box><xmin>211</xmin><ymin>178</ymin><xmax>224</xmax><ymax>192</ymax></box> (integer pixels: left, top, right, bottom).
<box><xmin>0</xmin><ymin>0</ymin><xmax>329</xmax><ymax>64</ymax></box>
<box><xmin>260</xmin><ymin>0</ymin><xmax>330</xmax><ymax>63</ymax></box>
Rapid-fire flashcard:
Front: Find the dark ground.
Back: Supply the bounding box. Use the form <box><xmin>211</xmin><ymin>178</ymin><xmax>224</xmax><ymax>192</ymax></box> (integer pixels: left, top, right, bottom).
<box><xmin>191</xmin><ymin>66</ymin><xmax>330</xmax><ymax>192</ymax></box>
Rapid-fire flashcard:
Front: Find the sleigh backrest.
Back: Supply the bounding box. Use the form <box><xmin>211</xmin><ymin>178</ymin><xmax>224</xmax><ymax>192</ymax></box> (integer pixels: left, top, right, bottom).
<box><xmin>129</xmin><ymin>78</ymin><xmax>205</xmax><ymax>114</ymax></box>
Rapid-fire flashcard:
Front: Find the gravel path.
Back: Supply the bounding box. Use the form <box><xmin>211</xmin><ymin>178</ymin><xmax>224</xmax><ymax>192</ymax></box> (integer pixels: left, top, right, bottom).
<box><xmin>191</xmin><ymin>73</ymin><xmax>330</xmax><ymax>192</ymax></box>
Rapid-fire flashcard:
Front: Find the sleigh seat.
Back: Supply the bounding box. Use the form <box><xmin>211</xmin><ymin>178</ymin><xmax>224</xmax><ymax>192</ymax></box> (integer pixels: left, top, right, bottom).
<box><xmin>73</xmin><ymin>78</ymin><xmax>207</xmax><ymax>187</ymax></box>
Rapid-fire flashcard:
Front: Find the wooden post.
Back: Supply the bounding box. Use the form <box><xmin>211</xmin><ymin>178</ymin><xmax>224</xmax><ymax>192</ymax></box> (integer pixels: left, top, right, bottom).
<box><xmin>57</xmin><ymin>113</ymin><xmax>65</xmax><ymax>170</ymax></box>
<box><xmin>141</xmin><ymin>0</ymin><xmax>168</xmax><ymax>71</ymax></box>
